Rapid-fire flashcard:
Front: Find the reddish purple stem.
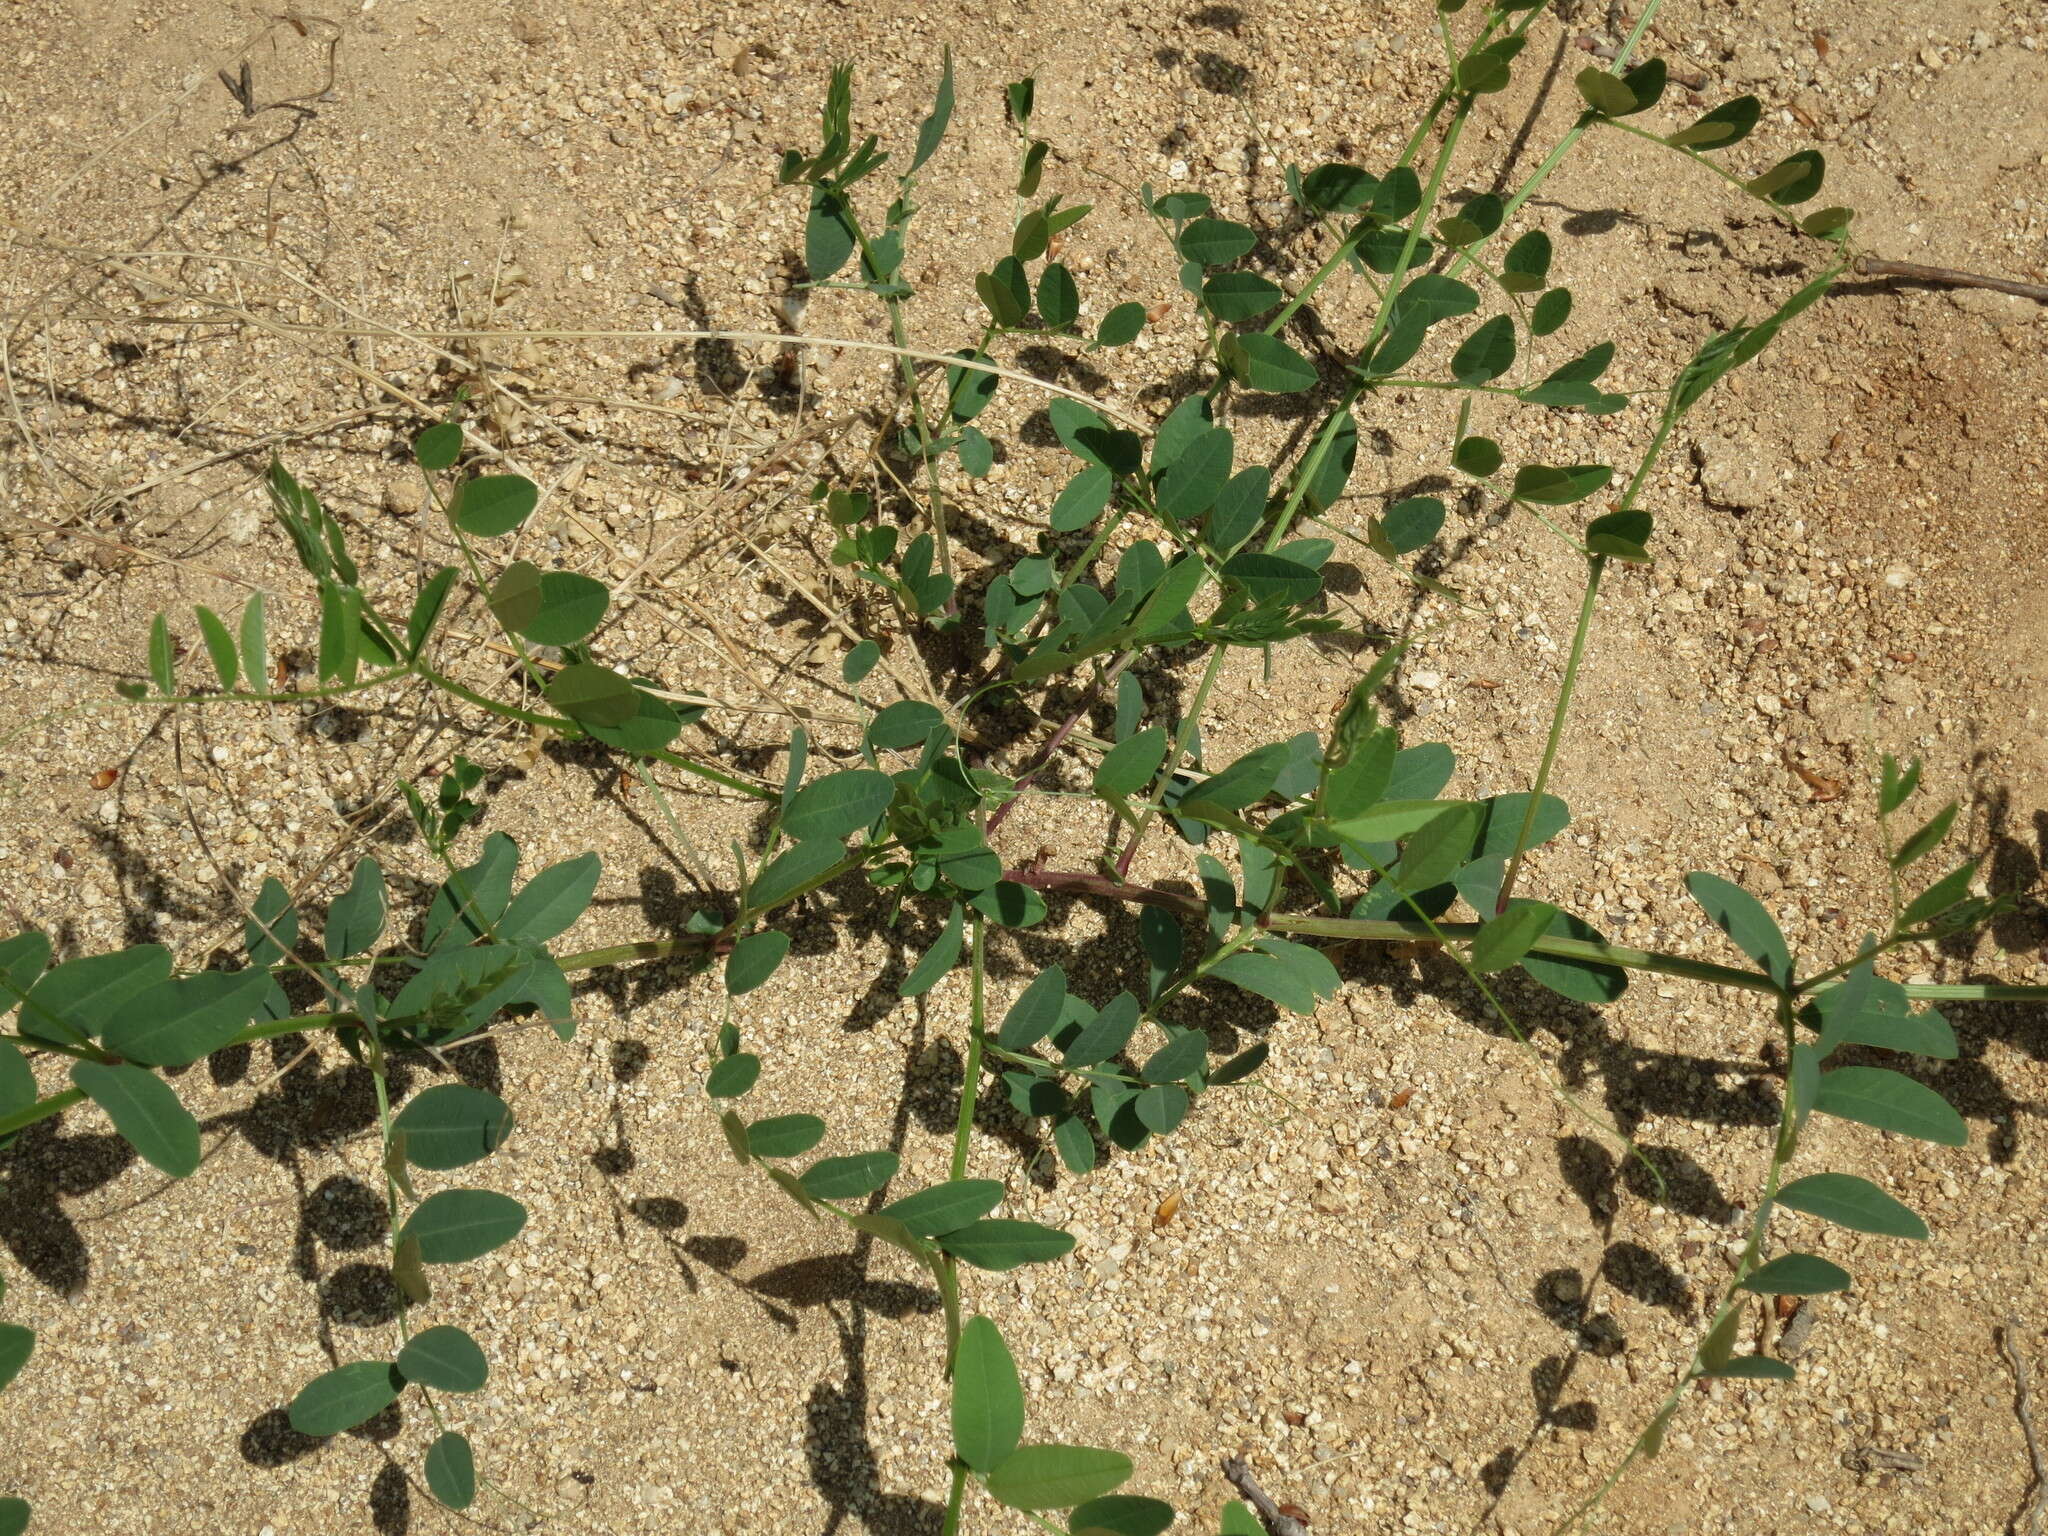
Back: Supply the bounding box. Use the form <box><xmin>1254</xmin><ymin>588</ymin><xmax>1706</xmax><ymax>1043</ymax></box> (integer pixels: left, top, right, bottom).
<box><xmin>983</xmin><ymin>698</ymin><xmax>1100</xmax><ymax>837</ymax></box>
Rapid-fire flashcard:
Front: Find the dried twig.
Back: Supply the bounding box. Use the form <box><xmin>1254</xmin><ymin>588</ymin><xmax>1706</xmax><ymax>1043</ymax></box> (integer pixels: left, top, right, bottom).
<box><xmin>1855</xmin><ymin>256</ymin><xmax>2048</xmax><ymax>304</ymax></box>
<box><xmin>2001</xmin><ymin>1316</ymin><xmax>2047</xmax><ymax>1536</ymax></box>
<box><xmin>1221</xmin><ymin>1456</ymin><xmax>1310</xmax><ymax>1536</ymax></box>
<box><xmin>63</xmin><ymin>278</ymin><xmax>1157</xmax><ymax>427</ymax></box>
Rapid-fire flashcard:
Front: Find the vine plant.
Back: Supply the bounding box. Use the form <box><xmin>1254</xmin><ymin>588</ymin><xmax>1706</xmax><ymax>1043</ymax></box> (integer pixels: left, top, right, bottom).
<box><xmin>3</xmin><ymin>5</ymin><xmax>2045</xmax><ymax>1534</ymax></box>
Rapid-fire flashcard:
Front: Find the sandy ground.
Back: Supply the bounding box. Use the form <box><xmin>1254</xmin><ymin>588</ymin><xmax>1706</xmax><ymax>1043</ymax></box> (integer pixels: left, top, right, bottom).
<box><xmin>2</xmin><ymin>1</ymin><xmax>2047</xmax><ymax>1533</ymax></box>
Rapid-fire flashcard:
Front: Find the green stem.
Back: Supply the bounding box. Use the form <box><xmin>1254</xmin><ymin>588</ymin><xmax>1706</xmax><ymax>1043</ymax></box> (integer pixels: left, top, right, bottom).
<box><xmin>941</xmin><ymin>1464</ymin><xmax>970</xmax><ymax>1536</ymax></box>
<box><xmin>628</xmin><ymin>763</ymin><xmax>717</xmax><ymax>889</ymax></box>
<box><xmin>411</xmin><ymin>663</ymin><xmax>570</xmax><ymax>730</ymax></box>
<box><xmin>850</xmin><ymin>210</ymin><xmax>955</xmax><ymax>590</ymax></box>
<box><xmin>1893</xmin><ymin>981</ymin><xmax>2048</xmax><ymax>1003</ymax></box>
<box><xmin>1370</xmin><ymin>375</ymin><xmax>1547</xmax><ymax>402</ymax></box>
<box><xmin>1433</xmin><ymin>7</ymin><xmax>1461</xmax><ymax>70</ymax></box>
<box><xmin>729</xmin><ymin>845</ymin><xmax>877</xmax><ymax>933</ymax></box>
<box><xmin>414</xmin><ymin>662</ymin><xmax>770</xmax><ymax>799</ymax></box>
<box><xmin>368</xmin><ymin>1046</ymin><xmax>426</xmax><ymax>1357</ymax></box>
<box><xmin>1443</xmin><ymin>0</ymin><xmax>1662</xmax><ymax>286</ymax></box>
<box><xmin>1561</xmin><ymin>986</ymin><xmax>1798</xmax><ymax>1535</ymax></box>
<box><xmin>1508</xmin><ymin>498</ymin><xmax>1594</xmax><ymax>558</ymax></box>
<box><xmin>1596</xmin><ymin>117</ymin><xmax>1820</xmax><ymax>243</ymax></box>
<box><xmin>934</xmin><ymin>919</ymin><xmax>990</xmax><ymax>1536</ymax></box>
<box><xmin>1610</xmin><ymin>0</ymin><xmax>1665</xmax><ymax>70</ymax></box>
<box><xmin>8</xmin><ymin>902</ymin><xmax>2042</xmax><ymax>1148</ymax></box>
<box><xmin>951</xmin><ymin>916</ymin><xmax>987</xmax><ymax>1182</ymax></box>
<box><xmin>1117</xmin><ymin>643</ymin><xmax>1231</xmax><ymax>874</ymax></box>
<box><xmin>1010</xmin><ymin>491</ymin><xmax>1137</xmax><ymax>653</ymax></box>
<box><xmin>1496</xmin><ymin>555</ymin><xmax>1604</xmax><ymax>909</ymax></box>
<box><xmin>0</xmin><ymin>1086</ymin><xmax>85</xmax><ymax>1139</ymax></box>
<box><xmin>1264</xmin><ymin>911</ymin><xmax>1778</xmax><ymax>994</ymax></box>
<box><xmin>1618</xmin><ymin>410</ymin><xmax>1677</xmax><ymax>512</ymax></box>
<box><xmin>1792</xmin><ymin>943</ymin><xmax>1898</xmax><ymax>997</ymax></box>
<box><xmin>1153</xmin><ymin>926</ymin><xmax>1260</xmax><ymax>1015</ymax></box>
<box><xmin>1264</xmin><ymin>225</ymin><xmax>1369</xmax><ymax>337</ymax></box>
<box><xmin>555</xmin><ymin>938</ymin><xmax>711</xmax><ymax>971</ymax></box>
<box><xmin>0</xmin><ymin>1032</ymin><xmax>104</xmax><ymax>1063</ymax></box>
<box><xmin>1444</xmin><ymin>123</ymin><xmax>1585</xmax><ymax>285</ymax></box>
<box><xmin>139</xmin><ymin>641</ymin><xmax>772</xmax><ymax>801</ymax></box>
<box><xmin>1260</xmin><ymin>385</ymin><xmax>1364</xmax><ymax>555</ymax></box>
<box><xmin>1875</xmin><ymin>779</ymin><xmax>1907</xmax><ymax>928</ymax></box>
<box><xmin>1394</xmin><ymin>66</ymin><xmax>1465</xmax><ymax>170</ymax></box>
<box><xmin>1356</xmin><ymin>101</ymin><xmax>1471</xmax><ymax>367</ymax></box>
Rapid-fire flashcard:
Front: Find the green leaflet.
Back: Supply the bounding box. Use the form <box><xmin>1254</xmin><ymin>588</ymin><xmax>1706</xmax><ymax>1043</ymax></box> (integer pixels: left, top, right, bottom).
<box><xmin>289</xmin><ymin>1360</ymin><xmax>404</xmax><ymax>1436</ymax></box>
<box><xmin>1813</xmin><ymin>1067</ymin><xmax>1966</xmax><ymax>1146</ymax></box>
<box><xmin>880</xmin><ymin>1180</ymin><xmax>1006</xmax><ymax>1237</ymax></box>
<box><xmin>942</xmin><ymin>1219</ymin><xmax>1076</xmax><ymax>1271</ymax></box>
<box><xmin>1776</xmin><ymin>1173</ymin><xmax>1927</xmax><ymax>1240</ymax></box>
<box><xmin>1685</xmin><ymin>871</ymin><xmax>1792</xmax><ymax>988</ymax></box>
<box><xmin>71</xmin><ymin>1062</ymin><xmax>200</xmax><ymax>1177</ymax></box>
<box><xmin>952</xmin><ymin>1316</ymin><xmax>1025</xmax><ymax>1472</ymax></box>
<box><xmin>396</xmin><ymin>1325</ymin><xmax>489</xmax><ymax>1392</ymax></box>
<box><xmin>986</xmin><ymin>1444</ymin><xmax>1132</xmax><ymax>1511</ymax></box>
<box><xmin>399</xmin><ymin>1189</ymin><xmax>529</xmax><ymax>1263</ymax></box>
<box><xmin>391</xmin><ymin>1084</ymin><xmax>516</xmax><ymax>1170</ymax></box>
<box><xmin>425</xmin><ymin>1432</ymin><xmax>477</xmax><ymax>1509</ymax></box>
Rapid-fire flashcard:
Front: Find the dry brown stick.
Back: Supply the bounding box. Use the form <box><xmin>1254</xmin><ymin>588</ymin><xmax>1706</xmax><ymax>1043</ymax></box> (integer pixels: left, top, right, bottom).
<box><xmin>1855</xmin><ymin>257</ymin><xmax>2048</xmax><ymax>304</ymax></box>
<box><xmin>76</xmin><ymin>252</ymin><xmax>587</xmax><ymax>477</ymax></box>
<box><xmin>11</xmin><ymin>16</ymin><xmax>287</xmax><ymax>227</ymax></box>
<box><xmin>73</xmin><ymin>293</ymin><xmax>1158</xmax><ymax>427</ymax></box>
<box><xmin>736</xmin><ymin>539</ymin><xmax>934</xmax><ymax>712</ymax></box>
<box><xmin>2002</xmin><ymin>1316</ymin><xmax>2048</xmax><ymax>1536</ymax></box>
<box><xmin>984</xmin><ymin>660</ymin><xmax>1137</xmax><ymax>837</ymax></box>
<box><xmin>1220</xmin><ymin>1457</ymin><xmax>1309</xmax><ymax>1536</ymax></box>
<box><xmin>6</xmin><ymin>510</ymin><xmax>271</xmax><ymax>588</ymax></box>
<box><xmin>68</xmin><ymin>408</ymin><xmax>384</xmax><ymax>525</ymax></box>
